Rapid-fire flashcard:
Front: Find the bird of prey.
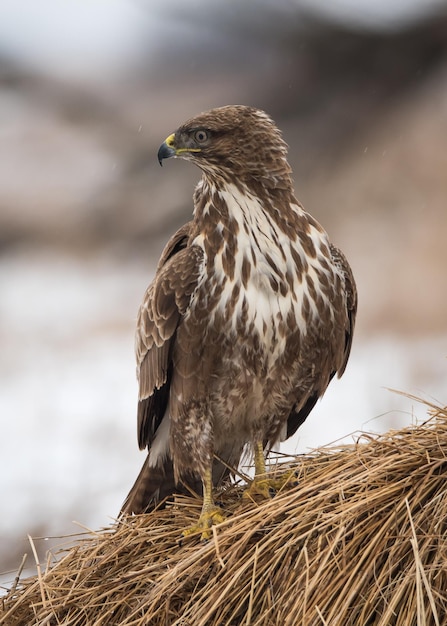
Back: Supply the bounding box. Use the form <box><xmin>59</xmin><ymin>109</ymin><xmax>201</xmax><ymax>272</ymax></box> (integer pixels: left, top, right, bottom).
<box><xmin>121</xmin><ymin>105</ymin><xmax>357</xmax><ymax>536</ymax></box>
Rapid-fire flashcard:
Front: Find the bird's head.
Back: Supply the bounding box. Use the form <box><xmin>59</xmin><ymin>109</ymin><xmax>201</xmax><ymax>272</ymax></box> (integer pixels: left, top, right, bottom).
<box><xmin>157</xmin><ymin>105</ymin><xmax>292</xmax><ymax>190</ymax></box>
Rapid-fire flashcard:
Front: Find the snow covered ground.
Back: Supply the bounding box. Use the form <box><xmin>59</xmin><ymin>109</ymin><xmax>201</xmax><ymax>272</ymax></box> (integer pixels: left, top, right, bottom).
<box><xmin>0</xmin><ymin>249</ymin><xmax>445</xmax><ymax>588</ymax></box>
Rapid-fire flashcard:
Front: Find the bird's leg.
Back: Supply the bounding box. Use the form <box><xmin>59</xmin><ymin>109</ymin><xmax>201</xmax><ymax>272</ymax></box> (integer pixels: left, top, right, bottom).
<box><xmin>182</xmin><ymin>465</ymin><xmax>225</xmax><ymax>541</ymax></box>
<box><xmin>243</xmin><ymin>441</ymin><xmax>272</xmax><ymax>500</ymax></box>
<box><xmin>254</xmin><ymin>440</ymin><xmax>266</xmax><ymax>476</ymax></box>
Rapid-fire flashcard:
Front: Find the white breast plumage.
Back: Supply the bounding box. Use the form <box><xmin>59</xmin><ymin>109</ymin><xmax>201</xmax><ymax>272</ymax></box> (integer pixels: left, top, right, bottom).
<box><xmin>195</xmin><ymin>183</ymin><xmax>334</xmax><ymax>359</ymax></box>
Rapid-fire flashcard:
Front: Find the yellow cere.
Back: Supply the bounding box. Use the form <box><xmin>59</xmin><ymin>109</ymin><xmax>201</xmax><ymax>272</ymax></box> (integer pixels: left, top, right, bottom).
<box><xmin>165</xmin><ymin>133</ymin><xmax>175</xmax><ymax>147</ymax></box>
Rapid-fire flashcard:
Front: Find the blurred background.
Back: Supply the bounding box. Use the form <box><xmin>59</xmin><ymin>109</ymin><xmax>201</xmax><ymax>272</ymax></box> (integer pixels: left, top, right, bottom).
<box><xmin>1</xmin><ymin>0</ymin><xmax>446</xmax><ymax>586</ymax></box>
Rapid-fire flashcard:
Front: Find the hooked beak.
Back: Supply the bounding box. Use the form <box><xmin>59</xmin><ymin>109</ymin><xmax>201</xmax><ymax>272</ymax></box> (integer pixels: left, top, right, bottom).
<box><xmin>157</xmin><ymin>133</ymin><xmax>176</xmax><ymax>166</ymax></box>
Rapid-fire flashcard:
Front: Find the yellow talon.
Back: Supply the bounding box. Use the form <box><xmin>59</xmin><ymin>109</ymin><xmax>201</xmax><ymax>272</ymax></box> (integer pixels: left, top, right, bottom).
<box><xmin>182</xmin><ymin>465</ymin><xmax>225</xmax><ymax>541</ymax></box>
<box><xmin>243</xmin><ymin>477</ymin><xmax>272</xmax><ymax>501</ymax></box>
<box><xmin>243</xmin><ymin>441</ymin><xmax>299</xmax><ymax>502</ymax></box>
<box><xmin>244</xmin><ymin>470</ymin><xmax>298</xmax><ymax>501</ymax></box>
<box><xmin>182</xmin><ymin>506</ymin><xmax>226</xmax><ymax>541</ymax></box>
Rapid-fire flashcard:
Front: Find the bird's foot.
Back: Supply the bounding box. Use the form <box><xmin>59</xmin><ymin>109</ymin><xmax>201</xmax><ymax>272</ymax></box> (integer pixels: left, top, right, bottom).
<box><xmin>182</xmin><ymin>506</ymin><xmax>226</xmax><ymax>542</ymax></box>
<box><xmin>243</xmin><ymin>476</ymin><xmax>274</xmax><ymax>501</ymax></box>
<box><xmin>243</xmin><ymin>470</ymin><xmax>298</xmax><ymax>502</ymax></box>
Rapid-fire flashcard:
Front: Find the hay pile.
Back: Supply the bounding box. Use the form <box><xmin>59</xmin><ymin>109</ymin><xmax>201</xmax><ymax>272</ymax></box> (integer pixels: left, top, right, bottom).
<box><xmin>2</xmin><ymin>400</ymin><xmax>447</xmax><ymax>626</ymax></box>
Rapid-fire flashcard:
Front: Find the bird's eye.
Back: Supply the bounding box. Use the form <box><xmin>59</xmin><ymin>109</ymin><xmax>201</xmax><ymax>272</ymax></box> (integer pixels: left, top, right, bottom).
<box><xmin>194</xmin><ymin>129</ymin><xmax>209</xmax><ymax>144</ymax></box>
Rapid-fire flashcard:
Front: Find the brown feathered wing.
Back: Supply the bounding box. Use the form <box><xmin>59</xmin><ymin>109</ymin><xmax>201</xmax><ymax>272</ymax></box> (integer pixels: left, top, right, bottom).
<box><xmin>286</xmin><ymin>243</ymin><xmax>357</xmax><ymax>438</ymax></box>
<box><xmin>121</xmin><ymin>223</ymin><xmax>204</xmax><ymax>514</ymax></box>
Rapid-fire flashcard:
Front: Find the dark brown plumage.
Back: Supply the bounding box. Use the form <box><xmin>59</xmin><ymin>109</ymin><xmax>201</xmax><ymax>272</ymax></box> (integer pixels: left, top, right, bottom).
<box><xmin>121</xmin><ymin>105</ymin><xmax>357</xmax><ymax>533</ymax></box>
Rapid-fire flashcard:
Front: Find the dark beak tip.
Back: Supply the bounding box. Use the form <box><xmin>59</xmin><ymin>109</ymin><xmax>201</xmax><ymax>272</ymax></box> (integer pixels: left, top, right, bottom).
<box><xmin>157</xmin><ymin>142</ymin><xmax>175</xmax><ymax>166</ymax></box>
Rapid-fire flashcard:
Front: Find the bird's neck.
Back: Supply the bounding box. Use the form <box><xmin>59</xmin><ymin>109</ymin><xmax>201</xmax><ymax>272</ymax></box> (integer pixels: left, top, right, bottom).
<box><xmin>193</xmin><ymin>176</ymin><xmax>307</xmax><ymax>251</ymax></box>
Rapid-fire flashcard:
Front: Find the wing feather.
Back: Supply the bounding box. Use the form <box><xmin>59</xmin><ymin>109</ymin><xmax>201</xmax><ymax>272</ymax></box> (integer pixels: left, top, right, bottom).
<box><xmin>135</xmin><ymin>222</ymin><xmax>203</xmax><ymax>450</ymax></box>
<box><xmin>286</xmin><ymin>243</ymin><xmax>357</xmax><ymax>439</ymax></box>
<box><xmin>329</xmin><ymin>243</ymin><xmax>357</xmax><ymax>377</ymax></box>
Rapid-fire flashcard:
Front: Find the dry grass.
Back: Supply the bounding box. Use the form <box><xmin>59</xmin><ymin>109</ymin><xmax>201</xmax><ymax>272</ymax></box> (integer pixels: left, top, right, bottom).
<box><xmin>2</xmin><ymin>398</ymin><xmax>447</xmax><ymax>626</ymax></box>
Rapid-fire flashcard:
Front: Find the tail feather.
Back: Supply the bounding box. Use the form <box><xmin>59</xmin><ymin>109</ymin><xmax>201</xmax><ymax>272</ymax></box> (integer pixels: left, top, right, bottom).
<box><xmin>120</xmin><ymin>457</ymin><xmax>177</xmax><ymax>515</ymax></box>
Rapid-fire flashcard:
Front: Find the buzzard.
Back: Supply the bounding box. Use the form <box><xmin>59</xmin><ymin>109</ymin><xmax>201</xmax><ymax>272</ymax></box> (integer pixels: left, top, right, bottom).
<box><xmin>121</xmin><ymin>105</ymin><xmax>357</xmax><ymax>535</ymax></box>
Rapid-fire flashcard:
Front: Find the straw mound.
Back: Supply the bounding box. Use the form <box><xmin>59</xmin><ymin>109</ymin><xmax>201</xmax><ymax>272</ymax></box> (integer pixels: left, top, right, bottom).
<box><xmin>2</xmin><ymin>400</ymin><xmax>447</xmax><ymax>626</ymax></box>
